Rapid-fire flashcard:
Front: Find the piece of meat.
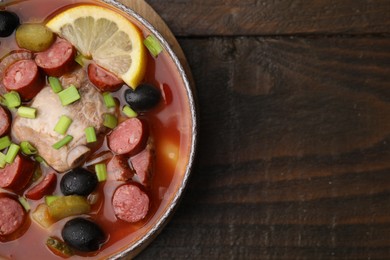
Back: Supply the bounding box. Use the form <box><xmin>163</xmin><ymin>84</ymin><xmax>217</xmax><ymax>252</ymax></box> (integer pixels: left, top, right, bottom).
<box><xmin>130</xmin><ymin>144</ymin><xmax>154</xmax><ymax>187</ymax></box>
<box><xmin>3</xmin><ymin>59</ymin><xmax>43</xmax><ymax>100</ymax></box>
<box><xmin>108</xmin><ymin>118</ymin><xmax>148</xmax><ymax>155</ymax></box>
<box><xmin>12</xmin><ymin>68</ymin><xmax>113</xmax><ymax>172</ymax></box>
<box><xmin>60</xmin><ymin>66</ymin><xmax>86</xmax><ymax>89</ymax></box>
<box><xmin>88</xmin><ymin>63</ymin><xmax>123</xmax><ymax>92</ymax></box>
<box><xmin>0</xmin><ymin>196</ymin><xmax>25</xmax><ymax>236</ymax></box>
<box><xmin>0</xmin><ymin>106</ymin><xmax>11</xmax><ymax>137</ymax></box>
<box><xmin>112</xmin><ymin>183</ymin><xmax>150</xmax><ymax>223</ymax></box>
<box><xmin>107</xmin><ymin>155</ymin><xmax>133</xmax><ymax>182</ymax></box>
<box><xmin>25</xmin><ymin>173</ymin><xmax>57</xmax><ymax>200</ymax></box>
<box><xmin>0</xmin><ymin>155</ymin><xmax>35</xmax><ymax>191</ymax></box>
<box><xmin>35</xmin><ymin>38</ymin><xmax>76</xmax><ymax>77</ymax></box>
<box><xmin>0</xmin><ymin>50</ymin><xmax>33</xmax><ymax>95</ymax></box>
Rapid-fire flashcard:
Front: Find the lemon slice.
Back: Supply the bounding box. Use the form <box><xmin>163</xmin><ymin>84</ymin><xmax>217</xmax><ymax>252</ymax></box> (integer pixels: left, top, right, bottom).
<box><xmin>46</xmin><ymin>5</ymin><xmax>146</xmax><ymax>88</ymax></box>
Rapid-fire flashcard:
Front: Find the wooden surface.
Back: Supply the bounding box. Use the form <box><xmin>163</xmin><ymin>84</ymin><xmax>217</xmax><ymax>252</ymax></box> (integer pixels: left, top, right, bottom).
<box><xmin>133</xmin><ymin>0</ymin><xmax>390</xmax><ymax>259</ymax></box>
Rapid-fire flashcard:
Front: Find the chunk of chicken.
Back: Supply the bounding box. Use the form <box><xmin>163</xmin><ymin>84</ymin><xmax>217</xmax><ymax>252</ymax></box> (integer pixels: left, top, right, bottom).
<box><xmin>12</xmin><ymin>69</ymin><xmax>112</xmax><ymax>172</ymax></box>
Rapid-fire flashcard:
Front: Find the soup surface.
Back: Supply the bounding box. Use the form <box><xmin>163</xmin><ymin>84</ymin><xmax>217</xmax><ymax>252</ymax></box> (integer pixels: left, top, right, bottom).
<box><xmin>0</xmin><ymin>0</ymin><xmax>192</xmax><ymax>259</ymax></box>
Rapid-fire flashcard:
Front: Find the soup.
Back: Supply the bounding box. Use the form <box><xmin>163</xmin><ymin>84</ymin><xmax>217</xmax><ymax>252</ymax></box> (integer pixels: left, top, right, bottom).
<box><xmin>0</xmin><ymin>0</ymin><xmax>194</xmax><ymax>259</ymax></box>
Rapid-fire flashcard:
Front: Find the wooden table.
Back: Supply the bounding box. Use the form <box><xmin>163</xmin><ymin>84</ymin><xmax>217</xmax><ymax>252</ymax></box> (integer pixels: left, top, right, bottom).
<box><xmin>136</xmin><ymin>1</ymin><xmax>390</xmax><ymax>259</ymax></box>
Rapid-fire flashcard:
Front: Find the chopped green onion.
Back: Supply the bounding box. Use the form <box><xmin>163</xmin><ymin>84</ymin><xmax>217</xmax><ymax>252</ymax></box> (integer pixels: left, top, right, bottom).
<box><xmin>5</xmin><ymin>143</ymin><xmax>20</xmax><ymax>164</ymax></box>
<box><xmin>18</xmin><ymin>197</ymin><xmax>30</xmax><ymax>212</ymax></box>
<box><xmin>46</xmin><ymin>236</ymin><xmax>74</xmax><ymax>257</ymax></box>
<box><xmin>85</xmin><ymin>126</ymin><xmax>97</xmax><ymax>143</ymax></box>
<box><xmin>103</xmin><ymin>92</ymin><xmax>116</xmax><ymax>108</ymax></box>
<box><xmin>48</xmin><ymin>76</ymin><xmax>63</xmax><ymax>93</ymax></box>
<box><xmin>75</xmin><ymin>53</ymin><xmax>87</xmax><ymax>67</ymax></box>
<box><xmin>20</xmin><ymin>141</ymin><xmax>37</xmax><ymax>155</ymax></box>
<box><xmin>0</xmin><ymin>136</ymin><xmax>11</xmax><ymax>150</ymax></box>
<box><xmin>0</xmin><ymin>152</ymin><xmax>6</xmax><ymax>168</ymax></box>
<box><xmin>144</xmin><ymin>35</ymin><xmax>163</xmax><ymax>58</ymax></box>
<box><xmin>58</xmin><ymin>85</ymin><xmax>81</xmax><ymax>106</ymax></box>
<box><xmin>95</xmin><ymin>163</ymin><xmax>107</xmax><ymax>182</ymax></box>
<box><xmin>52</xmin><ymin>135</ymin><xmax>73</xmax><ymax>150</ymax></box>
<box><xmin>17</xmin><ymin>106</ymin><xmax>37</xmax><ymax>119</ymax></box>
<box><xmin>4</xmin><ymin>91</ymin><xmax>21</xmax><ymax>108</ymax></box>
<box><xmin>54</xmin><ymin>115</ymin><xmax>73</xmax><ymax>135</ymax></box>
<box><xmin>122</xmin><ymin>105</ymin><xmax>138</xmax><ymax>118</ymax></box>
<box><xmin>45</xmin><ymin>195</ymin><xmax>60</xmax><ymax>206</ymax></box>
<box><xmin>103</xmin><ymin>114</ymin><xmax>117</xmax><ymax>129</ymax></box>
<box><xmin>35</xmin><ymin>155</ymin><xmax>46</xmax><ymax>164</ymax></box>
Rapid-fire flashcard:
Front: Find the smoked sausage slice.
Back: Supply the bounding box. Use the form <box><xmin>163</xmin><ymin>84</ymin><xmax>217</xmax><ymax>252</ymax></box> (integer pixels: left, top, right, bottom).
<box><xmin>0</xmin><ymin>106</ymin><xmax>11</xmax><ymax>137</ymax></box>
<box><xmin>112</xmin><ymin>183</ymin><xmax>149</xmax><ymax>223</ymax></box>
<box><xmin>130</xmin><ymin>146</ymin><xmax>154</xmax><ymax>187</ymax></box>
<box><xmin>25</xmin><ymin>173</ymin><xmax>57</xmax><ymax>200</ymax></box>
<box><xmin>107</xmin><ymin>156</ymin><xmax>133</xmax><ymax>182</ymax></box>
<box><xmin>108</xmin><ymin>118</ymin><xmax>148</xmax><ymax>155</ymax></box>
<box><xmin>0</xmin><ymin>51</ymin><xmax>33</xmax><ymax>76</ymax></box>
<box><xmin>0</xmin><ymin>196</ymin><xmax>25</xmax><ymax>236</ymax></box>
<box><xmin>88</xmin><ymin>63</ymin><xmax>123</xmax><ymax>92</ymax></box>
<box><xmin>0</xmin><ymin>50</ymin><xmax>33</xmax><ymax>94</ymax></box>
<box><xmin>35</xmin><ymin>38</ymin><xmax>75</xmax><ymax>77</ymax></box>
<box><xmin>0</xmin><ymin>155</ymin><xmax>35</xmax><ymax>191</ymax></box>
<box><xmin>3</xmin><ymin>59</ymin><xmax>42</xmax><ymax>100</ymax></box>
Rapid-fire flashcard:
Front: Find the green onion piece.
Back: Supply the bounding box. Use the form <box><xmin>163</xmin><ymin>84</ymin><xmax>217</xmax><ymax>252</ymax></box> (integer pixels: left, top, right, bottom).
<box><xmin>18</xmin><ymin>197</ymin><xmax>30</xmax><ymax>212</ymax></box>
<box><xmin>75</xmin><ymin>53</ymin><xmax>87</xmax><ymax>67</ymax></box>
<box><xmin>95</xmin><ymin>163</ymin><xmax>107</xmax><ymax>182</ymax></box>
<box><xmin>20</xmin><ymin>141</ymin><xmax>37</xmax><ymax>155</ymax></box>
<box><xmin>17</xmin><ymin>106</ymin><xmax>37</xmax><ymax>119</ymax></box>
<box><xmin>35</xmin><ymin>155</ymin><xmax>46</xmax><ymax>164</ymax></box>
<box><xmin>34</xmin><ymin>155</ymin><xmax>48</xmax><ymax>167</ymax></box>
<box><xmin>0</xmin><ymin>136</ymin><xmax>11</xmax><ymax>150</ymax></box>
<box><xmin>48</xmin><ymin>76</ymin><xmax>63</xmax><ymax>93</ymax></box>
<box><xmin>144</xmin><ymin>35</ymin><xmax>163</xmax><ymax>58</ymax></box>
<box><xmin>46</xmin><ymin>236</ymin><xmax>74</xmax><ymax>257</ymax></box>
<box><xmin>103</xmin><ymin>92</ymin><xmax>116</xmax><ymax>108</ymax></box>
<box><xmin>122</xmin><ymin>105</ymin><xmax>138</xmax><ymax>118</ymax></box>
<box><xmin>85</xmin><ymin>126</ymin><xmax>97</xmax><ymax>143</ymax></box>
<box><xmin>5</xmin><ymin>143</ymin><xmax>20</xmax><ymax>164</ymax></box>
<box><xmin>58</xmin><ymin>85</ymin><xmax>81</xmax><ymax>106</ymax></box>
<box><xmin>103</xmin><ymin>114</ymin><xmax>117</xmax><ymax>129</ymax></box>
<box><xmin>0</xmin><ymin>152</ymin><xmax>6</xmax><ymax>168</ymax></box>
<box><xmin>52</xmin><ymin>135</ymin><xmax>73</xmax><ymax>150</ymax></box>
<box><xmin>45</xmin><ymin>195</ymin><xmax>60</xmax><ymax>206</ymax></box>
<box><xmin>54</xmin><ymin>115</ymin><xmax>73</xmax><ymax>135</ymax></box>
<box><xmin>35</xmin><ymin>156</ymin><xmax>43</xmax><ymax>163</ymax></box>
<box><xmin>4</xmin><ymin>91</ymin><xmax>21</xmax><ymax>108</ymax></box>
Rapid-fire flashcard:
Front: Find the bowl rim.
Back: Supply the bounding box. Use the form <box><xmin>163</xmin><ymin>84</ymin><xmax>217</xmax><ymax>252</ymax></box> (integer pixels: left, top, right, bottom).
<box><xmin>100</xmin><ymin>0</ymin><xmax>198</xmax><ymax>258</ymax></box>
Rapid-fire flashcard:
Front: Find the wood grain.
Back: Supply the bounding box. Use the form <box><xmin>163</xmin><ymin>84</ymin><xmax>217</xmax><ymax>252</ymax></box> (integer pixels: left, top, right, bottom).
<box><xmin>185</xmin><ymin>37</ymin><xmax>390</xmax><ymax>164</ymax></box>
<box><xmin>135</xmin><ymin>36</ymin><xmax>390</xmax><ymax>259</ymax></box>
<box><xmin>145</xmin><ymin>0</ymin><xmax>390</xmax><ymax>36</ymax></box>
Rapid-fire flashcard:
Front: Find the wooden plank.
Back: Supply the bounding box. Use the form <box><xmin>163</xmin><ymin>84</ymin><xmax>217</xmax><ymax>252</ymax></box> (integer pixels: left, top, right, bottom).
<box><xmin>179</xmin><ymin>36</ymin><xmax>390</xmax><ymax>165</ymax></box>
<box><xmin>145</xmin><ymin>0</ymin><xmax>390</xmax><ymax>36</ymax></box>
<box><xmin>135</xmin><ymin>37</ymin><xmax>390</xmax><ymax>259</ymax></box>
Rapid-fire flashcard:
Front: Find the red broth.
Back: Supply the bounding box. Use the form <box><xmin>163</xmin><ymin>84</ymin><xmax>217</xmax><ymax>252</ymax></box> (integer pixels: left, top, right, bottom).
<box><xmin>0</xmin><ymin>0</ymin><xmax>193</xmax><ymax>259</ymax></box>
